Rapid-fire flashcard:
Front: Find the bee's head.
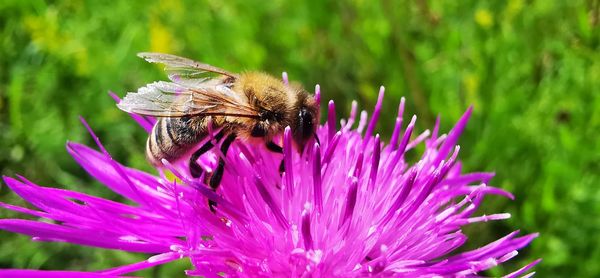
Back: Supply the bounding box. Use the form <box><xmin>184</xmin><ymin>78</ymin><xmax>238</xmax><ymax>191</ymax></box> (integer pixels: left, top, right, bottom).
<box><xmin>292</xmin><ymin>92</ymin><xmax>319</xmax><ymax>153</ymax></box>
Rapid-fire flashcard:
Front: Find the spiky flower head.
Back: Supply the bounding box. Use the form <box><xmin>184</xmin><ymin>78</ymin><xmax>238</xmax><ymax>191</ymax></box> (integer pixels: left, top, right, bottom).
<box><xmin>0</xmin><ymin>84</ymin><xmax>538</xmax><ymax>277</ymax></box>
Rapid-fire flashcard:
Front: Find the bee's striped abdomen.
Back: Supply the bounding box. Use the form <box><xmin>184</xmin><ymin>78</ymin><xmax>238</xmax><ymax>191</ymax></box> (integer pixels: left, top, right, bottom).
<box><xmin>146</xmin><ymin>117</ymin><xmax>207</xmax><ymax>166</ymax></box>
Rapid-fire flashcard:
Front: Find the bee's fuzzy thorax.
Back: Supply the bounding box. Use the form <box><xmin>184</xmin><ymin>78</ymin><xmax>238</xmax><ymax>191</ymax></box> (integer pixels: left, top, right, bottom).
<box><xmin>231</xmin><ymin>72</ymin><xmax>304</xmax><ymax>141</ymax></box>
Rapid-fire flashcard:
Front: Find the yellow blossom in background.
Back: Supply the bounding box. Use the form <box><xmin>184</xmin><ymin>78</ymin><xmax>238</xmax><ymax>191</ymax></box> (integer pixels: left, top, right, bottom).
<box><xmin>463</xmin><ymin>73</ymin><xmax>481</xmax><ymax>108</ymax></box>
<box><xmin>505</xmin><ymin>0</ymin><xmax>524</xmax><ymax>20</ymax></box>
<box><xmin>23</xmin><ymin>8</ymin><xmax>89</xmax><ymax>75</ymax></box>
<box><xmin>150</xmin><ymin>19</ymin><xmax>176</xmax><ymax>54</ymax></box>
<box><xmin>23</xmin><ymin>9</ymin><xmax>64</xmax><ymax>54</ymax></box>
<box><xmin>475</xmin><ymin>9</ymin><xmax>494</xmax><ymax>28</ymax></box>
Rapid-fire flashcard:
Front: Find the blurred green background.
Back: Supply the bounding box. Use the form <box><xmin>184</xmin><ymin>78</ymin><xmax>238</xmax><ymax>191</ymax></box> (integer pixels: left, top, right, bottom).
<box><xmin>0</xmin><ymin>0</ymin><xmax>598</xmax><ymax>277</ymax></box>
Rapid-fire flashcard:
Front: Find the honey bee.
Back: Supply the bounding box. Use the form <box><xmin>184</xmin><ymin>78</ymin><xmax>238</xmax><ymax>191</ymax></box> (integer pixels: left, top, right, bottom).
<box><xmin>117</xmin><ymin>53</ymin><xmax>319</xmax><ymax>209</ymax></box>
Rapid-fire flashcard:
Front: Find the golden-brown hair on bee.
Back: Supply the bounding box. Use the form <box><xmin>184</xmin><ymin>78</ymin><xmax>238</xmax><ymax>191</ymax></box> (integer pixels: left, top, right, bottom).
<box><xmin>118</xmin><ymin>53</ymin><xmax>319</xmax><ymax>210</ymax></box>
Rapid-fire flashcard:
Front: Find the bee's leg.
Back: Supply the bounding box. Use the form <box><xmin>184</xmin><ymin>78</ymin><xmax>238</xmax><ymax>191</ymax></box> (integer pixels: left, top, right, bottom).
<box><xmin>208</xmin><ymin>133</ymin><xmax>236</xmax><ymax>212</ymax></box>
<box><xmin>189</xmin><ymin>131</ymin><xmax>225</xmax><ymax>178</ymax></box>
<box><xmin>266</xmin><ymin>141</ymin><xmax>285</xmax><ymax>175</ymax></box>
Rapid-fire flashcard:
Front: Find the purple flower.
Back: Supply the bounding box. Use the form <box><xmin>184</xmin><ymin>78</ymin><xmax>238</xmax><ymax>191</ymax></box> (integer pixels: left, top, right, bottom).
<box><xmin>0</xmin><ymin>84</ymin><xmax>539</xmax><ymax>277</ymax></box>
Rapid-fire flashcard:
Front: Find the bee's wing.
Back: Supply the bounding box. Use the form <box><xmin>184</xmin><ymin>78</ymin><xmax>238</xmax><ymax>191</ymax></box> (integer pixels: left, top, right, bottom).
<box><xmin>138</xmin><ymin>52</ymin><xmax>238</xmax><ymax>86</ymax></box>
<box><xmin>117</xmin><ymin>81</ymin><xmax>259</xmax><ymax>118</ymax></box>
